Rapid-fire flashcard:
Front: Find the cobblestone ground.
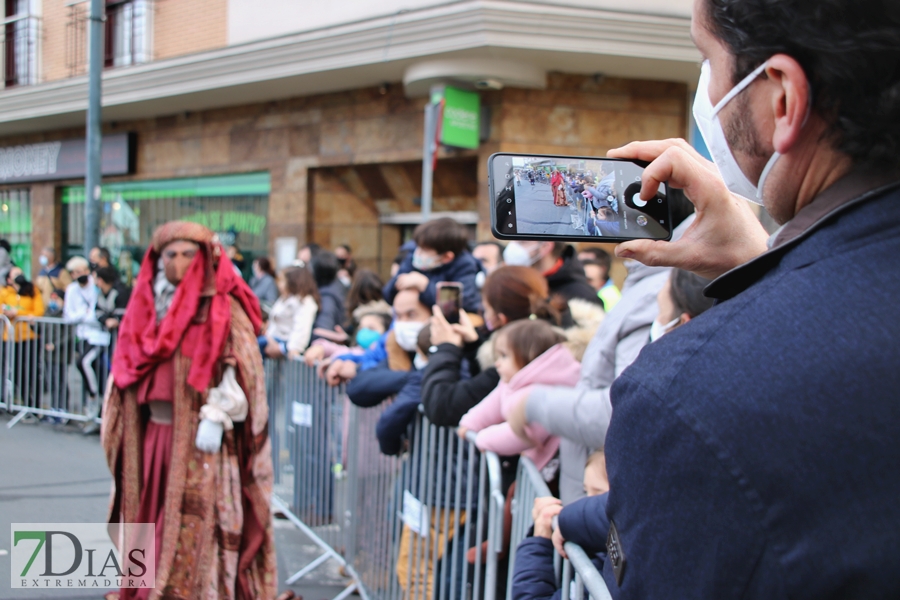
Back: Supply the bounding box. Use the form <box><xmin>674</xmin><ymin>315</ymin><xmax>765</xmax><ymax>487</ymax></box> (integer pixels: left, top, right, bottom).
<box><xmin>0</xmin><ymin>413</ymin><xmax>350</xmax><ymax>600</ymax></box>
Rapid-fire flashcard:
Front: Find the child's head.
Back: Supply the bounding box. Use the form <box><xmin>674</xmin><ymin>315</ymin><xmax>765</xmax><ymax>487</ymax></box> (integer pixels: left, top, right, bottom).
<box><xmin>355</xmin><ymin>312</ymin><xmax>391</xmax><ymax>349</ymax></box>
<box><xmin>411</xmin><ymin>217</ymin><xmax>469</xmax><ymax>271</ymax></box>
<box><xmin>494</xmin><ymin>319</ymin><xmax>566</xmax><ymax>383</ymax></box>
<box><xmin>583</xmin><ymin>450</ymin><xmax>609</xmax><ymax>497</ymax></box>
<box><xmin>414</xmin><ymin>324</ymin><xmax>432</xmax><ymax>370</ymax></box>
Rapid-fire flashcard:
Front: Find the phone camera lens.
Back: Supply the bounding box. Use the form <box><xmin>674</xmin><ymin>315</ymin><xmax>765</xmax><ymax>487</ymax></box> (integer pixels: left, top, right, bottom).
<box><xmin>506</xmin><ymin>198</ymin><xmax>512</xmax><ymax>204</ymax></box>
<box><xmin>507</xmin><ymin>223</ymin><xmax>513</xmax><ymax>228</ymax></box>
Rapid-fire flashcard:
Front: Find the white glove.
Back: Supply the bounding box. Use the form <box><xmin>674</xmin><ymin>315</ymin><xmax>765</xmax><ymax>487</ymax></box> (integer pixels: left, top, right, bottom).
<box><xmin>195</xmin><ymin>418</ymin><xmax>224</xmax><ymax>453</ymax></box>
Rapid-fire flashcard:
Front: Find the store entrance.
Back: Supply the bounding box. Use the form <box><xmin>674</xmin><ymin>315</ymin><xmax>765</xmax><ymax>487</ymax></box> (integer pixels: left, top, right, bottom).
<box><xmin>309</xmin><ymin>157</ymin><xmax>478</xmax><ymax>280</ymax></box>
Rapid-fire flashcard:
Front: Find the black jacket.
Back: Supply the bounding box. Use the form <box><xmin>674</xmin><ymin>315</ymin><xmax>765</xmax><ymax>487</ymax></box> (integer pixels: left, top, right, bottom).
<box><xmin>96</xmin><ymin>282</ymin><xmax>131</xmax><ymax>325</ymax></box>
<box><xmin>421</xmin><ymin>343</ymin><xmax>500</xmax><ymax>428</ymax></box>
<box><xmin>545</xmin><ymin>249</ymin><xmax>603</xmax><ymax>308</ymax></box>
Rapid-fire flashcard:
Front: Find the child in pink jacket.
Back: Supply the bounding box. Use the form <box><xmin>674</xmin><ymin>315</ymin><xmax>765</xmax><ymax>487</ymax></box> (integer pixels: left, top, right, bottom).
<box><xmin>458</xmin><ymin>319</ymin><xmax>581</xmax><ymax>471</ymax></box>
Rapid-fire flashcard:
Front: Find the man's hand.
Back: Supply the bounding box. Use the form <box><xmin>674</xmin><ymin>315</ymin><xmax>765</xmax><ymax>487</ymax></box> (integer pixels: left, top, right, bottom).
<box><xmin>325</xmin><ymin>359</ymin><xmax>357</xmax><ymax>387</ymax></box>
<box><xmin>430</xmin><ymin>306</ymin><xmax>463</xmax><ymax>347</ymax></box>
<box><xmin>552</xmin><ymin>525</ymin><xmax>568</xmax><ymax>559</ymax></box>
<box><xmin>608</xmin><ymin>139</ymin><xmax>769</xmax><ymax>280</ymax></box>
<box><xmin>396</xmin><ymin>272</ymin><xmax>429</xmax><ymax>293</ymax></box>
<box><xmin>105</xmin><ymin>318</ymin><xmax>119</xmax><ymax>330</ymax></box>
<box><xmin>304</xmin><ymin>345</ymin><xmax>326</xmax><ymax>366</ymax></box>
<box><xmin>455</xmin><ymin>310</ymin><xmax>480</xmax><ymax>344</ymax></box>
<box><xmin>457</xmin><ymin>426</ymin><xmax>470</xmax><ymax>440</ymax></box>
<box><xmin>533</xmin><ymin>497</ymin><xmax>563</xmax><ymax>539</ymax></box>
<box><xmin>507</xmin><ymin>395</ymin><xmax>530</xmax><ymax>443</ymax></box>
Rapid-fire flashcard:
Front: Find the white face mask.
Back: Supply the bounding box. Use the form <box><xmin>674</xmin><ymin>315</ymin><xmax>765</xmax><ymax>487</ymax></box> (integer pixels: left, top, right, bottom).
<box><xmin>649</xmin><ymin>316</ymin><xmax>680</xmax><ymax>342</ymax></box>
<box><xmin>413</xmin><ymin>354</ymin><xmax>429</xmax><ymax>371</ymax></box>
<box><xmin>394</xmin><ymin>320</ymin><xmax>427</xmax><ymax>352</ymax></box>
<box><xmin>503</xmin><ymin>242</ymin><xmax>539</xmax><ymax>267</ymax></box>
<box><xmin>692</xmin><ymin>59</ymin><xmax>780</xmax><ymax>204</ymax></box>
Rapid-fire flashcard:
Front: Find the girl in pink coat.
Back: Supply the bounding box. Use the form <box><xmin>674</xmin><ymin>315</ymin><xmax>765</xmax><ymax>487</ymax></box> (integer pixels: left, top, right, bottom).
<box><xmin>458</xmin><ymin>319</ymin><xmax>581</xmax><ymax>471</ymax></box>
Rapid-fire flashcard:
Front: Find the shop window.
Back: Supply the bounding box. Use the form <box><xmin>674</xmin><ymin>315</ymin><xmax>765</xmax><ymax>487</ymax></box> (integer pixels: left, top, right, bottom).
<box><xmin>3</xmin><ymin>0</ymin><xmax>40</xmax><ymax>88</ymax></box>
<box><xmin>0</xmin><ymin>188</ymin><xmax>32</xmax><ymax>275</ymax></box>
<box><xmin>62</xmin><ymin>173</ymin><xmax>270</xmax><ymax>283</ymax></box>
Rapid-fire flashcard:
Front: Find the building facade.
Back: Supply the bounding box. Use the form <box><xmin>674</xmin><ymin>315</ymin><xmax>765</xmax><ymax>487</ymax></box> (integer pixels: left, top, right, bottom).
<box><xmin>0</xmin><ymin>0</ymin><xmax>699</xmax><ymax>280</ymax></box>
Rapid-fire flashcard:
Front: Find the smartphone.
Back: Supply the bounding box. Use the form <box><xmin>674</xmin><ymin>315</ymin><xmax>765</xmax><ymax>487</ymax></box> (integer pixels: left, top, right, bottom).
<box><xmin>489</xmin><ymin>153</ymin><xmax>671</xmax><ymax>242</ymax></box>
<box><xmin>436</xmin><ymin>282</ymin><xmax>463</xmax><ymax>324</ymax></box>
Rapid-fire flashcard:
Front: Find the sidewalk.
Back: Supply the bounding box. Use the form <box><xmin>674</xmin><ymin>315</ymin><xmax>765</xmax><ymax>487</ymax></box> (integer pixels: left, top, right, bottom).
<box><xmin>0</xmin><ymin>414</ymin><xmax>350</xmax><ymax>600</ymax></box>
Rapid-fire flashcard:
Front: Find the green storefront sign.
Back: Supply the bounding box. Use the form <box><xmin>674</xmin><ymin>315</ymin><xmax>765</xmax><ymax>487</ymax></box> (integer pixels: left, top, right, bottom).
<box><xmin>439</xmin><ymin>87</ymin><xmax>480</xmax><ymax>149</ymax></box>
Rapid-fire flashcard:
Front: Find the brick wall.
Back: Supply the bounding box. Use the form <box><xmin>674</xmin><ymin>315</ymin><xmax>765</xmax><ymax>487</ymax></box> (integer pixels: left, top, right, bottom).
<box><xmin>153</xmin><ymin>0</ymin><xmax>227</xmax><ymax>61</ymax></box>
<box><xmin>40</xmin><ymin>0</ymin><xmax>73</xmax><ymax>82</ymax></box>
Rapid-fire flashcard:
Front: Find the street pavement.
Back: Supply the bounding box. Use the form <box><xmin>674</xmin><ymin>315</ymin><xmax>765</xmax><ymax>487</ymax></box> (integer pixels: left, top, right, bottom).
<box><xmin>0</xmin><ymin>413</ymin><xmax>348</xmax><ymax>600</ymax></box>
<box><xmin>513</xmin><ymin>181</ymin><xmax>586</xmax><ymax>236</ymax></box>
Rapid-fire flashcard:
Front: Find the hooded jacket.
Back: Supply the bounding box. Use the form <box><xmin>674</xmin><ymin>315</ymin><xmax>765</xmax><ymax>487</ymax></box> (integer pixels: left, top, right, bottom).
<box><xmin>545</xmin><ymin>248</ymin><xmax>604</xmax><ymax>308</ymax></box>
<box><xmin>460</xmin><ymin>344</ymin><xmax>581</xmax><ymax>470</ymax></box>
<box><xmin>525</xmin><ymin>214</ymin><xmax>694</xmax><ymax>504</ymax></box>
<box><xmin>384</xmin><ymin>247</ymin><xmax>484</xmax><ymax>312</ymax></box>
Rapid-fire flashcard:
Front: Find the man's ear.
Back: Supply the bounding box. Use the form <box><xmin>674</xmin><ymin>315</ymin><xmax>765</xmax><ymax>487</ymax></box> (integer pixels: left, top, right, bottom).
<box><xmin>678</xmin><ymin>313</ymin><xmax>692</xmax><ymax>327</ymax></box>
<box><xmin>440</xmin><ymin>251</ymin><xmax>455</xmax><ymax>264</ymax></box>
<box><xmin>766</xmin><ymin>53</ymin><xmax>812</xmax><ymax>155</ymax></box>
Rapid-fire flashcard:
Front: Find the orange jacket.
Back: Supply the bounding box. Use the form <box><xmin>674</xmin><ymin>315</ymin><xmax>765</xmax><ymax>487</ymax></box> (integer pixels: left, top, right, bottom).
<box><xmin>0</xmin><ymin>286</ymin><xmax>45</xmax><ymax>341</ymax></box>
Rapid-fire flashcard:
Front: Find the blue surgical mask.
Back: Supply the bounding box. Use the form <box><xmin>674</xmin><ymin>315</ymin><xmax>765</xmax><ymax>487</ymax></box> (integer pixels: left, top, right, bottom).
<box><xmin>355</xmin><ymin>328</ymin><xmax>381</xmax><ymax>349</ymax></box>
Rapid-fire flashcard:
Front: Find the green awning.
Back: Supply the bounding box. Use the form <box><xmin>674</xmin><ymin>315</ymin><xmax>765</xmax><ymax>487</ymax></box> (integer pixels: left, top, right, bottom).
<box><xmin>62</xmin><ymin>172</ymin><xmax>271</xmax><ymax>203</ymax></box>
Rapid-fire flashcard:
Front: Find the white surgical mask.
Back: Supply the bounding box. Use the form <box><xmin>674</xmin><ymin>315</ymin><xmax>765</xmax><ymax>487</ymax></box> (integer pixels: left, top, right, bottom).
<box><xmin>394</xmin><ymin>320</ymin><xmax>426</xmax><ymax>352</ymax></box>
<box><xmin>649</xmin><ymin>317</ymin><xmax>680</xmax><ymax>342</ymax></box>
<box><xmin>413</xmin><ymin>354</ymin><xmax>429</xmax><ymax>371</ymax></box>
<box><xmin>692</xmin><ymin>59</ymin><xmax>780</xmax><ymax>204</ymax></box>
<box><xmin>338</xmin><ymin>275</ymin><xmax>352</xmax><ymax>288</ymax></box>
<box><xmin>39</xmin><ymin>256</ymin><xmax>49</xmax><ymax>267</ymax></box>
<box><xmin>503</xmin><ymin>242</ymin><xmax>539</xmax><ymax>267</ymax></box>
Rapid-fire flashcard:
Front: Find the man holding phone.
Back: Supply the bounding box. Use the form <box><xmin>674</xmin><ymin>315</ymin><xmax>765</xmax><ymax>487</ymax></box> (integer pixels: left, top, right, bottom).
<box><xmin>550</xmin><ymin>0</ymin><xmax>900</xmax><ymax>597</ymax></box>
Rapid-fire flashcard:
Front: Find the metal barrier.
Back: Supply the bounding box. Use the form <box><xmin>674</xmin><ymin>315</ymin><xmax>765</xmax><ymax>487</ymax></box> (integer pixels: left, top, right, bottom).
<box><xmin>508</xmin><ymin>456</ymin><xmax>612</xmax><ymax>600</ymax></box>
<box><xmin>5</xmin><ymin>316</ymin><xmax>114</xmax><ymax>428</ymax></box>
<box><xmin>267</xmin><ymin>359</ymin><xmax>505</xmax><ymax>600</ymax></box>
<box><xmin>0</xmin><ymin>315</ymin><xmax>12</xmax><ymax>411</ymax></box>
<box><xmin>265</xmin><ymin>358</ymin><xmax>362</xmax><ymax>599</ymax></box>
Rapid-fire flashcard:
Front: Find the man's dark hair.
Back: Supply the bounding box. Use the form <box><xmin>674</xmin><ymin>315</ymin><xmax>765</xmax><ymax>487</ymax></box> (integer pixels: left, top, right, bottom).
<box><xmin>0</xmin><ymin>240</ymin><xmax>10</xmax><ymax>253</ymax></box>
<box><xmin>579</xmin><ymin>247</ymin><xmax>611</xmax><ymax>271</ymax></box>
<box><xmin>338</xmin><ymin>244</ymin><xmax>352</xmax><ymax>254</ymax></box>
<box><xmin>705</xmin><ymin>0</ymin><xmax>900</xmax><ymax>168</ymax></box>
<box><xmin>311</xmin><ymin>251</ymin><xmax>339</xmax><ymax>287</ymax></box>
<box><xmin>95</xmin><ymin>266</ymin><xmax>119</xmax><ymax>285</ymax></box>
<box><xmin>582</xmin><ymin>260</ymin><xmax>611</xmax><ymax>282</ymax></box>
<box><xmin>474</xmin><ymin>241</ymin><xmax>505</xmax><ymax>254</ymax></box>
<box><xmin>302</xmin><ymin>243</ymin><xmax>322</xmax><ymax>258</ymax></box>
<box><xmin>413</xmin><ymin>217</ymin><xmax>469</xmax><ymax>257</ymax></box>
<box><xmin>670</xmin><ymin>269</ymin><xmax>715</xmax><ymax>318</ymax></box>
<box><xmin>98</xmin><ymin>247</ymin><xmax>112</xmax><ymax>264</ymax></box>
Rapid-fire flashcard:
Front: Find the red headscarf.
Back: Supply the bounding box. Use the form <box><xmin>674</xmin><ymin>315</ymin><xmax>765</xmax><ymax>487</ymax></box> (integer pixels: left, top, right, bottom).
<box><xmin>112</xmin><ymin>222</ymin><xmax>262</xmax><ymax>393</ymax></box>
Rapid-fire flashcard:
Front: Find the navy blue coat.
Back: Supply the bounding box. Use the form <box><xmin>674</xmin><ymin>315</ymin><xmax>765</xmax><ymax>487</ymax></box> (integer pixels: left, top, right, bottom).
<box><xmin>512</xmin><ymin>500</ymin><xmax>608</xmax><ymax>600</ymax></box>
<box><xmin>376</xmin><ymin>370</ymin><xmax>423</xmax><ymax>456</ymax></box>
<box><xmin>602</xmin><ymin>179</ymin><xmax>900</xmax><ymax>598</ymax></box>
<box><xmin>384</xmin><ymin>248</ymin><xmax>483</xmax><ymax>312</ymax></box>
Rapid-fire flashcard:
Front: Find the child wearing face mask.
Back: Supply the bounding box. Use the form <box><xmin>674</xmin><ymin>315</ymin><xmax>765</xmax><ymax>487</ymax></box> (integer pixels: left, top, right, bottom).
<box><xmin>458</xmin><ymin>319</ymin><xmax>581</xmax><ymax>474</ymax></box>
<box><xmin>383</xmin><ymin>217</ymin><xmax>484</xmax><ymax>313</ymax></box>
<box><xmin>649</xmin><ymin>268</ymin><xmax>715</xmax><ymax>342</ymax></box>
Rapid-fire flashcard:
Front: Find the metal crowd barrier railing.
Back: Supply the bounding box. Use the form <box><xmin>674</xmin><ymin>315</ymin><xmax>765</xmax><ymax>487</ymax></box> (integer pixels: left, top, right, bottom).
<box><xmin>4</xmin><ymin>316</ymin><xmax>115</xmax><ymax>428</ymax></box>
<box><xmin>265</xmin><ymin>359</ymin><xmax>505</xmax><ymax>600</ymax></box>
<box><xmin>508</xmin><ymin>457</ymin><xmax>612</xmax><ymax>600</ymax></box>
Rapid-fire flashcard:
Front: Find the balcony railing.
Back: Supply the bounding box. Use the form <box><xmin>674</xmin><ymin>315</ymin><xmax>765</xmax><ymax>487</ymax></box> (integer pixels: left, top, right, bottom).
<box><xmin>65</xmin><ymin>0</ymin><xmax>152</xmax><ymax>77</ymax></box>
<box><xmin>2</xmin><ymin>12</ymin><xmax>40</xmax><ymax>88</ymax></box>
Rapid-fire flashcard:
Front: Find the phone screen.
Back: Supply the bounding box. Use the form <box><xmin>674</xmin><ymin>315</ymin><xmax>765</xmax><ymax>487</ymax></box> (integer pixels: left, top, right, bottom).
<box><xmin>490</xmin><ymin>153</ymin><xmax>671</xmax><ymax>242</ymax></box>
<box><xmin>437</xmin><ymin>284</ymin><xmax>462</xmax><ymax>325</ymax></box>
